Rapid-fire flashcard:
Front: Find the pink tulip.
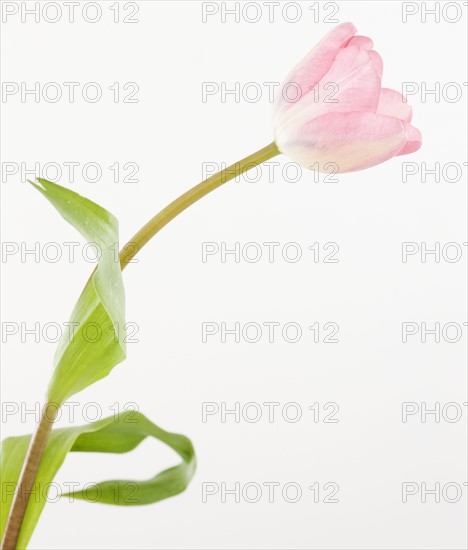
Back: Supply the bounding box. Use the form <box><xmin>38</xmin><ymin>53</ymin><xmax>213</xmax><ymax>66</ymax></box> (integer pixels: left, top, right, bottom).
<box><xmin>273</xmin><ymin>22</ymin><xmax>422</xmax><ymax>173</ymax></box>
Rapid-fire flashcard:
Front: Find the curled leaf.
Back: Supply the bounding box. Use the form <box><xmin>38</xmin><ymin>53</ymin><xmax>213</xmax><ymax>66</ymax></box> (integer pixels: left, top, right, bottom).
<box><xmin>0</xmin><ymin>411</ymin><xmax>196</xmax><ymax>548</ymax></box>
<box><xmin>30</xmin><ymin>178</ymin><xmax>126</xmax><ymax>405</ymax></box>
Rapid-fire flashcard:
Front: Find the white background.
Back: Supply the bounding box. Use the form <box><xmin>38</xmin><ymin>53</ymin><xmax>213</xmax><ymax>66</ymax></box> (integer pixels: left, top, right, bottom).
<box><xmin>1</xmin><ymin>1</ymin><xmax>467</xmax><ymax>549</ymax></box>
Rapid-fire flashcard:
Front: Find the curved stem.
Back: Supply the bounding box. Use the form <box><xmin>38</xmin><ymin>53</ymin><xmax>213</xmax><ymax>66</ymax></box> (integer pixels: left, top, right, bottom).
<box><xmin>119</xmin><ymin>142</ymin><xmax>280</xmax><ymax>268</ymax></box>
<box><xmin>1</xmin><ymin>141</ymin><xmax>280</xmax><ymax>549</ymax></box>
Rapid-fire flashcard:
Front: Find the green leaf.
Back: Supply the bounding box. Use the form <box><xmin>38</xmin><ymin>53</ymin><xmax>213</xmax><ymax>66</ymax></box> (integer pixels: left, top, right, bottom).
<box><xmin>0</xmin><ymin>411</ymin><xmax>196</xmax><ymax>548</ymax></box>
<box><xmin>30</xmin><ymin>178</ymin><xmax>126</xmax><ymax>405</ymax></box>
<box><xmin>0</xmin><ymin>180</ymin><xmax>196</xmax><ymax>548</ymax></box>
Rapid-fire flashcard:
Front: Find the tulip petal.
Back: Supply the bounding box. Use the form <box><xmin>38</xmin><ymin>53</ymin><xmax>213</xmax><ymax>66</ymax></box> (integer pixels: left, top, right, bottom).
<box><xmin>345</xmin><ymin>35</ymin><xmax>374</xmax><ymax>50</ymax></box>
<box><xmin>274</xmin><ymin>22</ymin><xmax>356</xmax><ymax>116</ymax></box>
<box><xmin>319</xmin><ymin>45</ymin><xmax>382</xmax><ymax>111</ymax></box>
<box><xmin>369</xmin><ymin>50</ymin><xmax>383</xmax><ymax>78</ymax></box>
<box><xmin>276</xmin><ymin>111</ymin><xmax>406</xmax><ymax>173</ymax></box>
<box><xmin>275</xmin><ymin>46</ymin><xmax>382</xmax><ymax>133</ymax></box>
<box><xmin>397</xmin><ymin>123</ymin><xmax>422</xmax><ymax>155</ymax></box>
<box><xmin>377</xmin><ymin>88</ymin><xmax>412</xmax><ymax>122</ymax></box>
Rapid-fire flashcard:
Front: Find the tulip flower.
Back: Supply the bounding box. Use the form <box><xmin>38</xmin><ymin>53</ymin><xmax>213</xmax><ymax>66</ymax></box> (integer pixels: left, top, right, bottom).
<box><xmin>273</xmin><ymin>22</ymin><xmax>422</xmax><ymax>172</ymax></box>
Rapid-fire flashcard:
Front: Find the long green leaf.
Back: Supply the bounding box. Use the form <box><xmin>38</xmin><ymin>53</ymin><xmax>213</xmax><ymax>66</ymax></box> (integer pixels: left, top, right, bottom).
<box><xmin>0</xmin><ymin>411</ymin><xmax>196</xmax><ymax>548</ymax></box>
<box><xmin>30</xmin><ymin>178</ymin><xmax>126</xmax><ymax>405</ymax></box>
<box><xmin>0</xmin><ymin>180</ymin><xmax>196</xmax><ymax>548</ymax></box>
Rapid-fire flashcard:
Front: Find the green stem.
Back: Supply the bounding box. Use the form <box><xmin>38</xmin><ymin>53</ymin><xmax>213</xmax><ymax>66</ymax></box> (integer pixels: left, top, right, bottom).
<box><xmin>119</xmin><ymin>141</ymin><xmax>280</xmax><ymax>268</ymax></box>
<box><xmin>1</xmin><ymin>141</ymin><xmax>280</xmax><ymax>550</ymax></box>
<box><xmin>1</xmin><ymin>404</ymin><xmax>58</xmax><ymax>550</ymax></box>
